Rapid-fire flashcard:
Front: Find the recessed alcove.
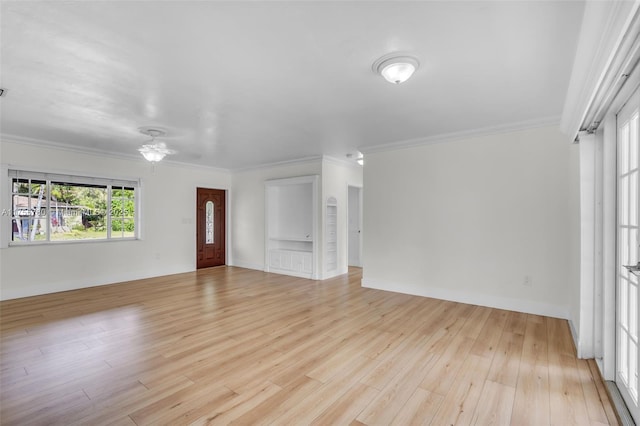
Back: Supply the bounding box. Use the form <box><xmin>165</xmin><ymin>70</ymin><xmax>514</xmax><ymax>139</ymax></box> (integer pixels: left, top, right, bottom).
<box><xmin>265</xmin><ymin>175</ymin><xmax>318</xmax><ymax>279</ymax></box>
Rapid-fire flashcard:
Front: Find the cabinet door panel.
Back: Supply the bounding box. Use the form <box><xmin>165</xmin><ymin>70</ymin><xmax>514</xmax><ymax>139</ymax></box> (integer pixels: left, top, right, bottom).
<box><xmin>281</xmin><ymin>252</ymin><xmax>292</xmax><ymax>270</ymax></box>
<box><xmin>269</xmin><ymin>250</ymin><xmax>280</xmax><ymax>268</ymax></box>
<box><xmin>303</xmin><ymin>253</ymin><xmax>313</xmax><ymax>273</ymax></box>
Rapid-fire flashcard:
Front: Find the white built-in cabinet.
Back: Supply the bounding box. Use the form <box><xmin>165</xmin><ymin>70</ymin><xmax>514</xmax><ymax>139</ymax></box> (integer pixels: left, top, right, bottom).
<box><xmin>265</xmin><ymin>176</ymin><xmax>318</xmax><ymax>279</ymax></box>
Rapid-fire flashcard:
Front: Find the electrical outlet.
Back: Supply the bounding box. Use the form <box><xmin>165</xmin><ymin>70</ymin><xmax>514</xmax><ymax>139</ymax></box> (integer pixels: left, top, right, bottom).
<box><xmin>523</xmin><ymin>275</ymin><xmax>532</xmax><ymax>287</ymax></box>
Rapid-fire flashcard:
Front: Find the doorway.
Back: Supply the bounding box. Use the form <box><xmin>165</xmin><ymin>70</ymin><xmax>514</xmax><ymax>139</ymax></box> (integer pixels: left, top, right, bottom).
<box><xmin>348</xmin><ymin>186</ymin><xmax>362</xmax><ymax>267</ymax></box>
<box><xmin>196</xmin><ymin>188</ymin><xmax>226</xmax><ymax>269</ymax></box>
<box><xmin>616</xmin><ymin>87</ymin><xmax>640</xmax><ymax>421</ymax></box>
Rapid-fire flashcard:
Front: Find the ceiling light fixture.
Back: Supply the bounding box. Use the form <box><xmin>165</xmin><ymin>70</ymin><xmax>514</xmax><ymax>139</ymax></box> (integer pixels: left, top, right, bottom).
<box><xmin>138</xmin><ymin>127</ymin><xmax>174</xmax><ymax>163</ymax></box>
<box><xmin>347</xmin><ymin>152</ymin><xmax>364</xmax><ymax>166</ymax></box>
<box><xmin>373</xmin><ymin>54</ymin><xmax>420</xmax><ymax>84</ymax></box>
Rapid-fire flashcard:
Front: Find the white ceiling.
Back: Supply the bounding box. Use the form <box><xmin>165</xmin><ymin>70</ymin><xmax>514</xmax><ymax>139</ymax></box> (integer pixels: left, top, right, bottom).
<box><xmin>1</xmin><ymin>1</ymin><xmax>585</xmax><ymax>170</ymax></box>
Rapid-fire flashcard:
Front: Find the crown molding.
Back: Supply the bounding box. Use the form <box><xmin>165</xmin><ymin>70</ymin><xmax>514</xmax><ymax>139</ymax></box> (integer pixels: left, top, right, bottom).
<box><xmin>560</xmin><ymin>1</ymin><xmax>640</xmax><ymax>138</ymax></box>
<box><xmin>0</xmin><ymin>133</ymin><xmax>231</xmax><ymax>174</ymax></box>
<box><xmin>232</xmin><ymin>155</ymin><xmax>323</xmax><ymax>173</ymax></box>
<box><xmin>1</xmin><ymin>132</ymin><xmax>322</xmax><ymax>174</ymax></box>
<box><xmin>2</xmin><ymin>114</ymin><xmax>562</xmax><ymax>173</ymax></box>
<box><xmin>322</xmin><ymin>155</ymin><xmax>362</xmax><ymax>169</ymax></box>
<box><xmin>359</xmin><ymin>116</ymin><xmax>561</xmax><ymax>155</ymax></box>
<box><xmin>1</xmin><ymin>133</ymin><xmax>142</xmax><ymax>161</ymax></box>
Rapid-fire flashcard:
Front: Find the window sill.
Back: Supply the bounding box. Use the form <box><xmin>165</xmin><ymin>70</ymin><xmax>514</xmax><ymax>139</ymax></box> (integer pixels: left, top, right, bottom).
<box><xmin>8</xmin><ymin>237</ymin><xmax>140</xmax><ymax>247</ymax></box>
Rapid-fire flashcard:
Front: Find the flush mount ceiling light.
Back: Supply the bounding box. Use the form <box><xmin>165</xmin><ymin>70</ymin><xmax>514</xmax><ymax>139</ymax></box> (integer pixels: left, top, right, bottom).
<box><xmin>346</xmin><ymin>152</ymin><xmax>364</xmax><ymax>166</ymax></box>
<box><xmin>138</xmin><ymin>127</ymin><xmax>175</xmax><ymax>163</ymax></box>
<box><xmin>372</xmin><ymin>54</ymin><xmax>420</xmax><ymax>84</ymax></box>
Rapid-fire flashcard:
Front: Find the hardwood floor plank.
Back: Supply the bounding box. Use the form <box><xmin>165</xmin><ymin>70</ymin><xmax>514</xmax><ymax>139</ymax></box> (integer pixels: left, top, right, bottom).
<box><xmin>68</xmin><ymin>374</ymin><xmax>196</xmax><ymax>425</ymax></box>
<box><xmin>1</xmin><ymin>357</ymin><xmax>112</xmax><ymax>406</ymax></box>
<box><xmin>487</xmin><ymin>330</ymin><xmax>525</xmax><ymax>387</ymax></box>
<box><xmin>419</xmin><ymin>334</ymin><xmax>475</xmax><ymax>396</ymax></box>
<box><xmin>359</xmin><ymin>330</ymin><xmax>436</xmax><ymax>391</ymax></box>
<box><xmin>222</xmin><ymin>336</ymin><xmax>322</xmax><ymax>392</ymax></box>
<box><xmin>181</xmin><ymin>338</ymin><xmax>283</xmax><ymax>384</ymax></box>
<box><xmin>267</xmin><ymin>334</ymin><xmax>347</xmax><ymax>388</ymax></box>
<box><xmin>129</xmin><ymin>383</ymin><xmax>237</xmax><ymax>425</ymax></box>
<box><xmin>0</xmin><ymin>267</ymin><xmax>618</xmax><ymax>425</ymax></box>
<box><xmin>1</xmin><ymin>389</ymin><xmax>90</xmax><ymax>425</ymax></box>
<box><xmin>310</xmin><ymin>382</ymin><xmax>379</xmax><ymax>425</ymax></box>
<box><xmin>547</xmin><ymin>318</ymin><xmax>592</xmax><ymax>426</ymax></box>
<box><xmin>470</xmin><ymin>308</ymin><xmax>509</xmax><ymax>359</ymax></box>
<box><xmin>356</xmin><ymin>338</ymin><xmax>437</xmax><ymax>425</ymax></box>
<box><xmin>470</xmin><ymin>380</ymin><xmax>516</xmax><ymax>425</ymax></box>
<box><xmin>189</xmin><ymin>380</ymin><xmax>282</xmax><ymax>425</ymax></box>
<box><xmin>511</xmin><ymin>314</ymin><xmax>550</xmax><ymax>426</ymax></box>
<box><xmin>0</xmin><ymin>366</ymin><xmax>27</xmax><ymax>383</ymax></box>
<box><xmin>269</xmin><ymin>355</ymin><xmax>379</xmax><ymax>424</ymax></box>
<box><xmin>588</xmin><ymin>359</ymin><xmax>621</xmax><ymax>426</ymax></box>
<box><xmin>504</xmin><ymin>310</ymin><xmax>528</xmax><ymax>335</ymax></box>
<box><xmin>390</xmin><ymin>387</ymin><xmax>443</xmax><ymax>426</ymax></box>
<box><xmin>357</xmin><ymin>326</ymin><xmax>437</xmax><ymax>424</ymax></box>
<box><xmin>103</xmin><ymin>416</ymin><xmax>138</xmax><ymax>426</ymax></box>
<box><xmin>305</xmin><ymin>327</ymin><xmax>391</xmax><ymax>383</ymax></box>
<box><xmin>228</xmin><ymin>375</ymin><xmax>323</xmax><ymax>425</ymax></box>
<box><xmin>577</xmin><ymin>359</ymin><xmax>610</xmax><ymax>425</ymax></box>
<box><xmin>428</xmin><ymin>353</ymin><xmax>493</xmax><ymax>425</ymax></box>
<box><xmin>458</xmin><ymin>305</ymin><xmax>494</xmax><ymax>339</ymax></box>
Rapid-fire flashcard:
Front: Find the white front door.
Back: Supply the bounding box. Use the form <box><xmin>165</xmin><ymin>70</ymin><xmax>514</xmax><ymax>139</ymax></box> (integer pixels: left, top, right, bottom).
<box><xmin>348</xmin><ymin>186</ymin><xmax>362</xmax><ymax>267</ymax></box>
<box><xmin>616</xmin><ymin>87</ymin><xmax>640</xmax><ymax>423</ymax></box>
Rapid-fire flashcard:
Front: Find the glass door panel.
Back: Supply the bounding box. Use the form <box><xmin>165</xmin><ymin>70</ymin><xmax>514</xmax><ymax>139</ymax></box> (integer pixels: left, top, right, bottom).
<box><xmin>617</xmin><ymin>87</ymin><xmax>640</xmax><ymax>422</ymax></box>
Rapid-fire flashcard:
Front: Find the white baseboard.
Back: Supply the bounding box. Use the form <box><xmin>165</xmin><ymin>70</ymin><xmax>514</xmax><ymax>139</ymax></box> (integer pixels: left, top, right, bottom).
<box><xmin>228</xmin><ymin>259</ymin><xmax>265</xmax><ymax>272</ymax></box>
<box><xmin>568</xmin><ymin>319</ymin><xmax>596</xmax><ymax>359</ymax></box>
<box><xmin>569</xmin><ymin>319</ymin><xmax>580</xmax><ymax>354</ymax></box>
<box><xmin>361</xmin><ymin>278</ymin><xmax>569</xmax><ymax>319</ymax></box>
<box><xmin>0</xmin><ymin>267</ymin><xmax>193</xmax><ymax>301</ymax></box>
<box><xmin>321</xmin><ymin>267</ymin><xmax>348</xmax><ymax>280</ymax></box>
<box><xmin>265</xmin><ymin>267</ymin><xmax>313</xmax><ymax>280</ymax></box>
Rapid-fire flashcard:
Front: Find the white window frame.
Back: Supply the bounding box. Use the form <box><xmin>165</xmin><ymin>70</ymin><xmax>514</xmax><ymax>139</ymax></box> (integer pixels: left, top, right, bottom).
<box><xmin>3</xmin><ymin>168</ymin><xmax>141</xmax><ymax>246</ymax></box>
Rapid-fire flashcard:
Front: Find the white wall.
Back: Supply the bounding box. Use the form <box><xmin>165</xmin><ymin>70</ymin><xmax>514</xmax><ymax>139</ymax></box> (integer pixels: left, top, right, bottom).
<box><xmin>230</xmin><ymin>160</ymin><xmax>322</xmax><ymax>271</ymax></box>
<box><xmin>0</xmin><ymin>139</ymin><xmax>231</xmax><ymax>300</ymax></box>
<box><xmin>321</xmin><ymin>157</ymin><xmax>363</xmax><ymax>278</ymax></box>
<box><xmin>362</xmin><ymin>125</ymin><xmax>574</xmax><ymax>318</ymax></box>
<box><xmin>0</xmin><ymin>144</ymin><xmax>362</xmax><ymax>299</ymax></box>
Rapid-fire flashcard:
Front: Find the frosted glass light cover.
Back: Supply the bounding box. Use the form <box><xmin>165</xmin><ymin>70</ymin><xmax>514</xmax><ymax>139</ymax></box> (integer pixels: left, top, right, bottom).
<box><xmin>140</xmin><ymin>149</ymin><xmax>166</xmax><ymax>162</ymax></box>
<box><xmin>373</xmin><ymin>54</ymin><xmax>419</xmax><ymax>84</ymax></box>
<box><xmin>139</xmin><ymin>144</ymin><xmax>168</xmax><ymax>162</ymax></box>
<box><xmin>381</xmin><ymin>62</ymin><xmax>416</xmax><ymax>84</ymax></box>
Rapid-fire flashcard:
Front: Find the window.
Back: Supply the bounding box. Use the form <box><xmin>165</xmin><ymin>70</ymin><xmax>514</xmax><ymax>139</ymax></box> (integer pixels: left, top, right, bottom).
<box><xmin>9</xmin><ymin>170</ymin><xmax>139</xmax><ymax>244</ymax></box>
<box><xmin>205</xmin><ymin>200</ymin><xmax>214</xmax><ymax>244</ymax></box>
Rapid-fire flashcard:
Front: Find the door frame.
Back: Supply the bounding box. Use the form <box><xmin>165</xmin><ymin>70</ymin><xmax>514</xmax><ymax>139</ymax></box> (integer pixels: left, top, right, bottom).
<box><xmin>613</xmin><ymin>86</ymin><xmax>640</xmax><ymax>421</ymax></box>
<box><xmin>347</xmin><ymin>184</ymin><xmax>363</xmax><ymax>268</ymax></box>
<box><xmin>599</xmin><ymin>71</ymin><xmax>640</xmax><ymax>383</ymax></box>
<box><xmin>589</xmin><ymin>69</ymin><xmax>640</xmax><ymax>423</ymax></box>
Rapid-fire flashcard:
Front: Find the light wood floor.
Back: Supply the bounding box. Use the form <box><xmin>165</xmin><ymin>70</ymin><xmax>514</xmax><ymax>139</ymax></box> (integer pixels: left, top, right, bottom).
<box><xmin>0</xmin><ymin>267</ymin><xmax>618</xmax><ymax>425</ymax></box>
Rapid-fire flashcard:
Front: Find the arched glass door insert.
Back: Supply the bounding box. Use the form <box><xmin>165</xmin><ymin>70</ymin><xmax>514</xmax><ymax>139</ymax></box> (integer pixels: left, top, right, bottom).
<box><xmin>205</xmin><ymin>201</ymin><xmax>214</xmax><ymax>244</ymax></box>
